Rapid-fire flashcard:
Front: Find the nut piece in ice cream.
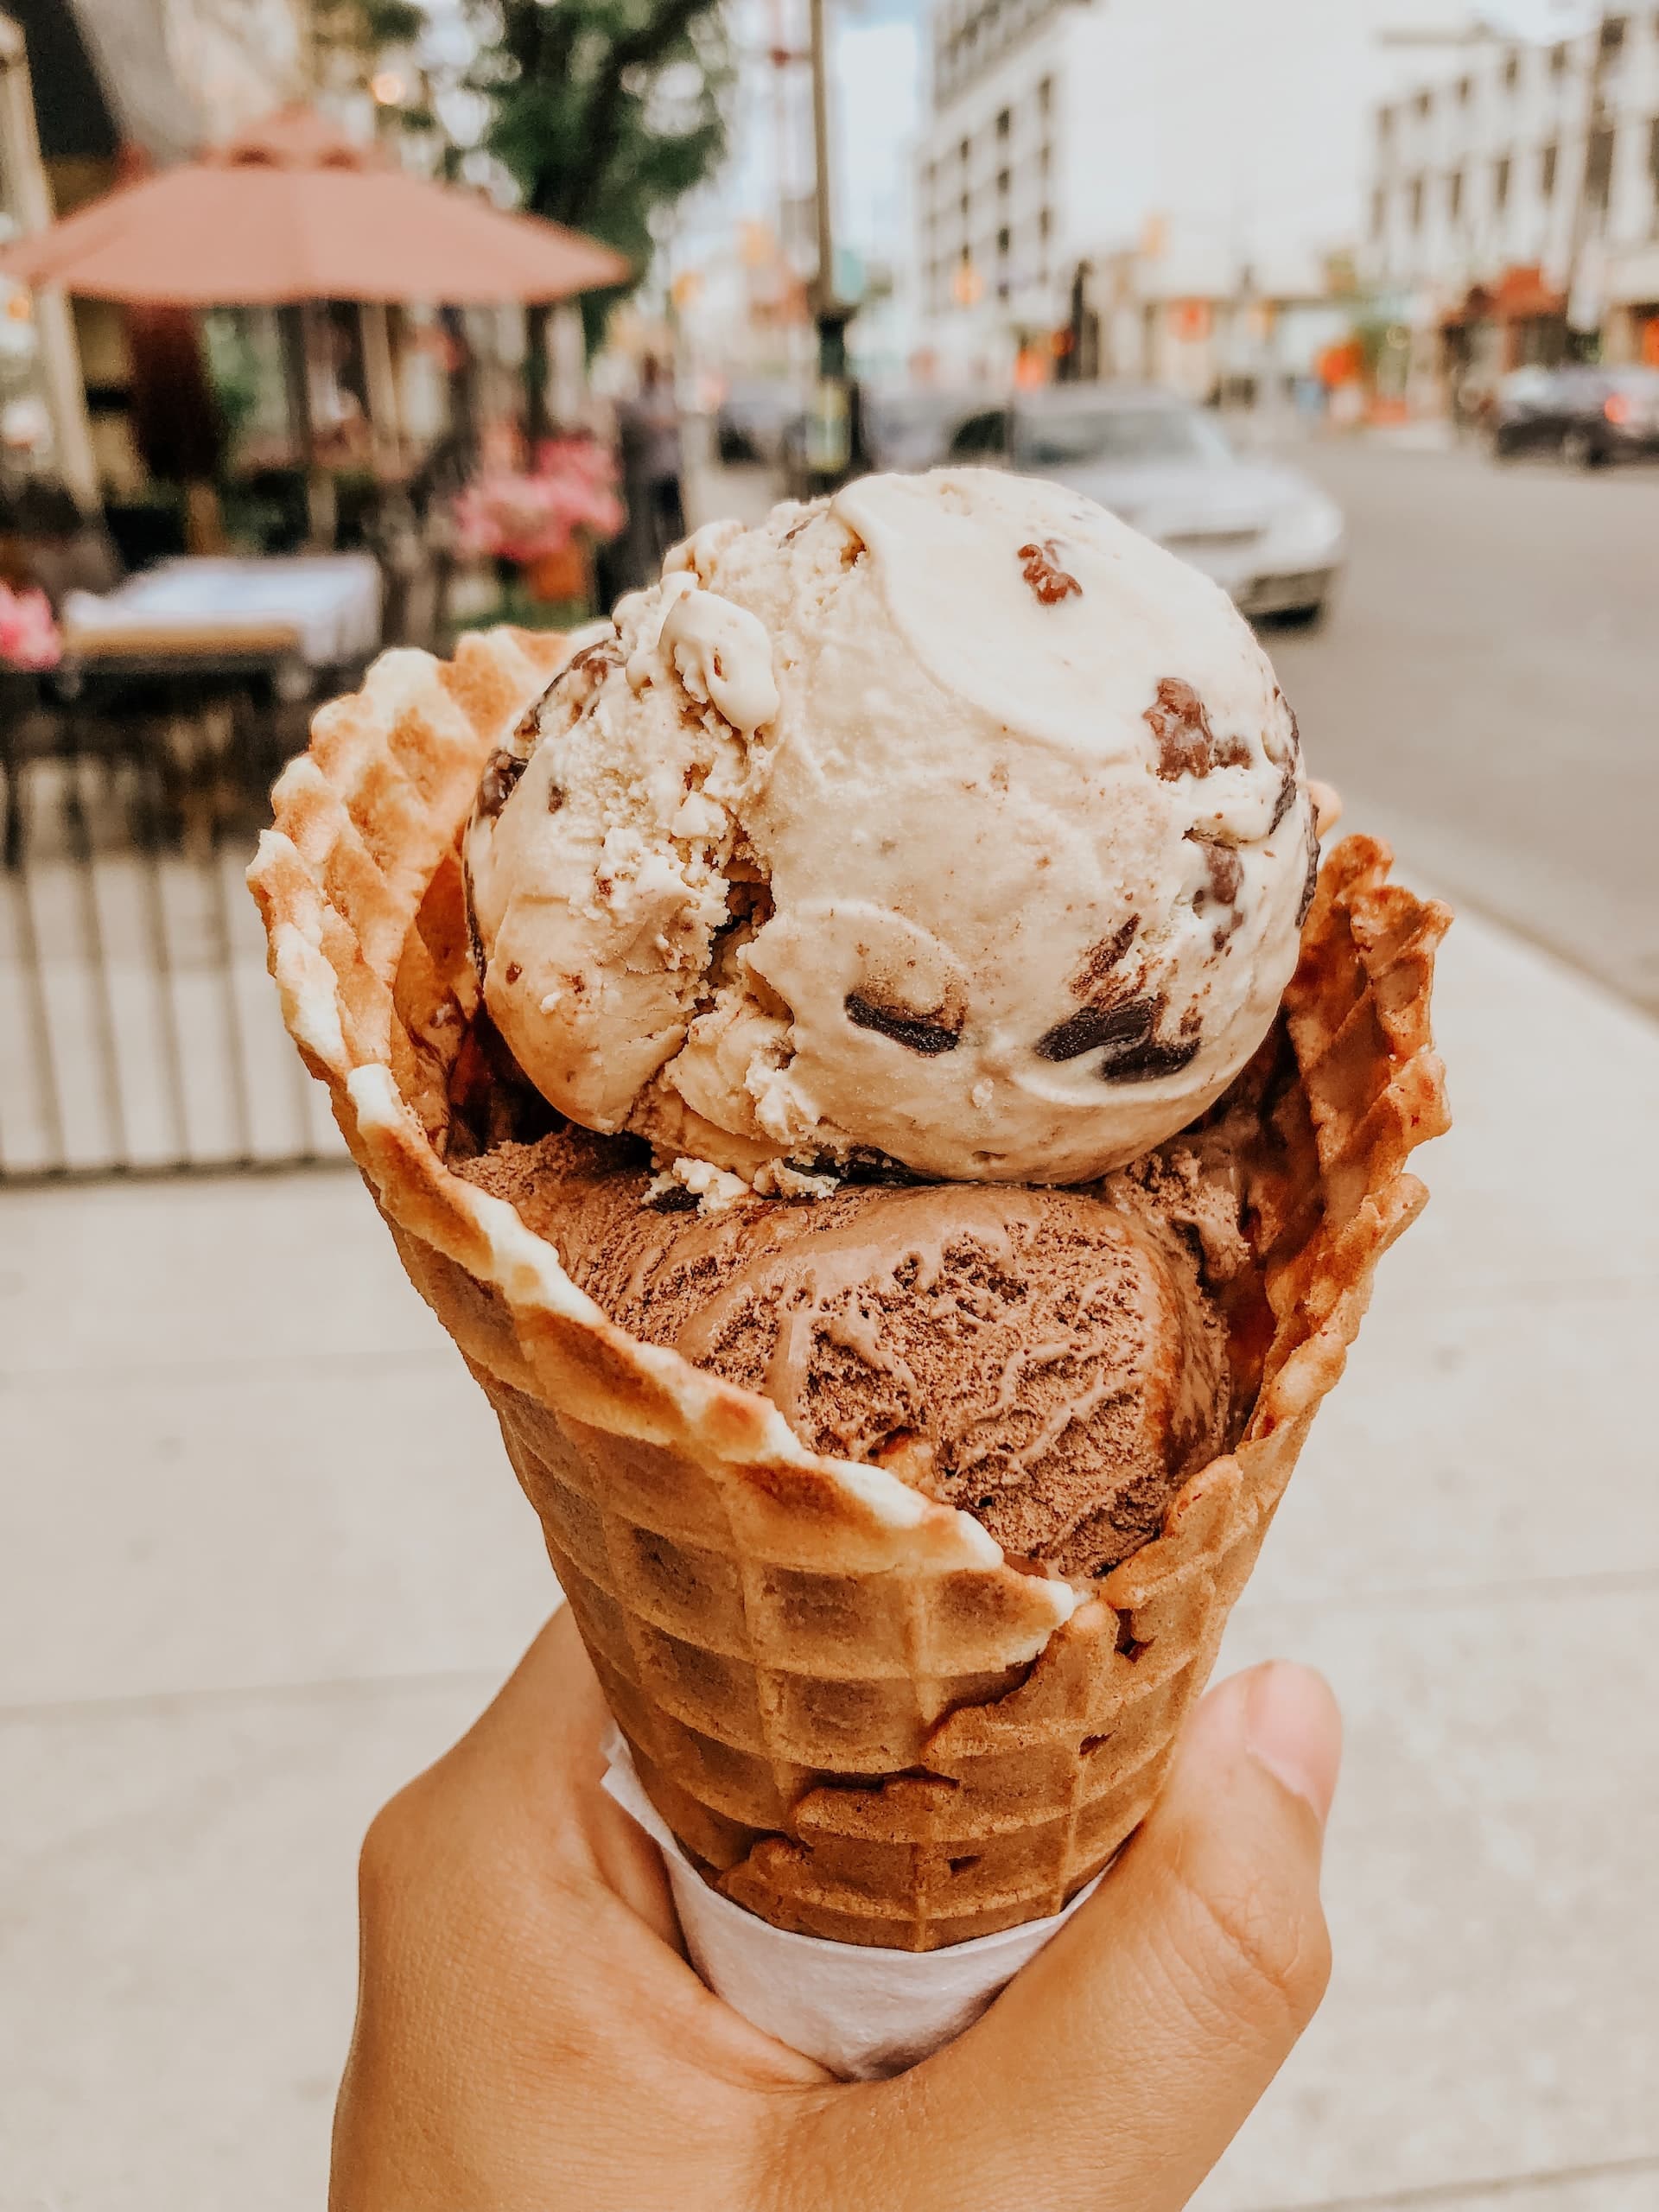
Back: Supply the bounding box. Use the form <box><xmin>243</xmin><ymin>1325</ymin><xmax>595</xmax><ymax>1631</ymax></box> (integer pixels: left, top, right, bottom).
<box><xmin>464</xmin><ymin>469</ymin><xmax>1318</xmax><ymax>1186</ymax></box>
<box><xmin>460</xmin><ymin>1128</ymin><xmax>1252</xmax><ymax>1580</ymax></box>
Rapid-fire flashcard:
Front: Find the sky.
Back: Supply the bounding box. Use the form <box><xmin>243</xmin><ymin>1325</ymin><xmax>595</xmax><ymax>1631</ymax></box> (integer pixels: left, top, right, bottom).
<box><xmin>675</xmin><ymin>0</ymin><xmax>922</xmax><ymax>273</ymax></box>
<box><xmin>832</xmin><ymin>15</ymin><xmax>923</xmax><ymax>262</ymax></box>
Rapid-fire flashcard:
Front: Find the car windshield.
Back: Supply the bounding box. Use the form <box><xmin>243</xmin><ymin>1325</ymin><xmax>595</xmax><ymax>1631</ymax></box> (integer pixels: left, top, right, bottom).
<box><xmin>1014</xmin><ymin>406</ymin><xmax>1233</xmax><ymax>469</ymax></box>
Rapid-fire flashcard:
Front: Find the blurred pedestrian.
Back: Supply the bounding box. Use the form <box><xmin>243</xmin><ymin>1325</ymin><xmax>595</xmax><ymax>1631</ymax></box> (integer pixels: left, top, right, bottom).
<box><xmin>618</xmin><ymin>357</ymin><xmax>686</xmax><ymax>583</ymax></box>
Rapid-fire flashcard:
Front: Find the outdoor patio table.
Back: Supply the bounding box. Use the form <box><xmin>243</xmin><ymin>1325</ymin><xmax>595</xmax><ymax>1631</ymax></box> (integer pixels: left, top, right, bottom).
<box><xmin>60</xmin><ymin>554</ymin><xmax>383</xmax><ymax>671</ymax></box>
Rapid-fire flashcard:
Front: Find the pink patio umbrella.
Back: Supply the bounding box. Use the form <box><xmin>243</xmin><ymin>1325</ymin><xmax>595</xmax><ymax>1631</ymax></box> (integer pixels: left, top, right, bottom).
<box><xmin>0</xmin><ymin>105</ymin><xmax>629</xmax><ymax>305</ymax></box>
<box><xmin>0</xmin><ymin>108</ymin><xmax>629</xmax><ymax>543</ymax></box>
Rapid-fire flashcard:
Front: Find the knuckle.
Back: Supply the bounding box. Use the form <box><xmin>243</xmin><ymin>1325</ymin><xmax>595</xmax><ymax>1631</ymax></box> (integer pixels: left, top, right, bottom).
<box><xmin>356</xmin><ymin>1778</ymin><xmax>434</xmax><ymax>1918</ymax></box>
<box><xmin>1166</xmin><ymin>1856</ymin><xmax>1332</xmax><ymax>2034</ymax></box>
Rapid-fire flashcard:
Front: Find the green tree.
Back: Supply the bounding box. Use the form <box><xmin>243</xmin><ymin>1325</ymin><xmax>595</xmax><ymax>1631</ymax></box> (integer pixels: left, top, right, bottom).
<box><xmin>343</xmin><ymin>0</ymin><xmax>730</xmax><ymax>351</ymax></box>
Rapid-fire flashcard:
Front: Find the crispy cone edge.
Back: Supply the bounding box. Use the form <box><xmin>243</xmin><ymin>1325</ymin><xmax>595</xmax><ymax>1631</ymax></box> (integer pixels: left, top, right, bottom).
<box><xmin>249</xmin><ymin>628</ymin><xmax>1450</xmax><ymax>1949</ymax></box>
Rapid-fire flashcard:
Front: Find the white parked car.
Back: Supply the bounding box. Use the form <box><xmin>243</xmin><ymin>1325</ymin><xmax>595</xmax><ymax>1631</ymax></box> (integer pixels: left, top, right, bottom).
<box><xmin>938</xmin><ymin>385</ymin><xmax>1345</xmax><ymax>626</ymax></box>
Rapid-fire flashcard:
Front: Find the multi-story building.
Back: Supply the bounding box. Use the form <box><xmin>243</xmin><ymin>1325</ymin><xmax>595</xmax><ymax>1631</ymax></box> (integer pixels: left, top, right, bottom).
<box><xmin>1368</xmin><ymin>11</ymin><xmax>1659</xmax><ymax>385</ymax></box>
<box><xmin>914</xmin><ymin>0</ymin><xmax>1471</xmax><ymax>391</ymax></box>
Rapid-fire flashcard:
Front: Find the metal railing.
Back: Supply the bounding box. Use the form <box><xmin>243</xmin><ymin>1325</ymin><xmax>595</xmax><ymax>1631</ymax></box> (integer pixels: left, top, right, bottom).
<box><xmin>1</xmin><ymin>665</ymin><xmax>346</xmax><ymax>1180</ymax></box>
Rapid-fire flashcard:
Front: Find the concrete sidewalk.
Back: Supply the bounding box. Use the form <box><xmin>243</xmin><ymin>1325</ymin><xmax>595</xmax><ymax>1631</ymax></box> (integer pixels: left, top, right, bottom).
<box><xmin>2</xmin><ymin>893</ymin><xmax>1656</xmax><ymax>2212</ymax></box>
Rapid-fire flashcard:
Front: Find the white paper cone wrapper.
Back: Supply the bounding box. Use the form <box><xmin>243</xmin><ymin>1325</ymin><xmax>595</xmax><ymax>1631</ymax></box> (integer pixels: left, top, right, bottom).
<box><xmin>601</xmin><ymin>1728</ymin><xmax>1103</xmax><ymax>2079</ymax></box>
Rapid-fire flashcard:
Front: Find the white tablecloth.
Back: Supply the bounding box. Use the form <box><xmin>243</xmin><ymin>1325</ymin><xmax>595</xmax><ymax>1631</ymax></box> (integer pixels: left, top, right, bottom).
<box><xmin>64</xmin><ymin>555</ymin><xmax>383</xmax><ymax>667</ymax></box>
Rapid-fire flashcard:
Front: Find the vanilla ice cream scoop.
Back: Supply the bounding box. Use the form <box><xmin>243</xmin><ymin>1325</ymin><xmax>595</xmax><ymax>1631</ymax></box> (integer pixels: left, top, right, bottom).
<box><xmin>464</xmin><ymin>468</ymin><xmax>1318</xmax><ymax>1187</ymax></box>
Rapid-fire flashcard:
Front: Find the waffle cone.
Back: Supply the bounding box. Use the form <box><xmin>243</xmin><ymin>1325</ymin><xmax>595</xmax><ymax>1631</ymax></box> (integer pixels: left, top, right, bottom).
<box><xmin>251</xmin><ymin>629</ymin><xmax>1449</xmax><ymax>1951</ymax></box>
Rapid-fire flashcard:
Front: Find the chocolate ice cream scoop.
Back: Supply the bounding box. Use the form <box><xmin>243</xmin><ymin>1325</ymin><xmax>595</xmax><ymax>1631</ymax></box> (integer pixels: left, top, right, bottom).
<box><xmin>461</xmin><ymin>1130</ymin><xmax>1250</xmax><ymax>1579</ymax></box>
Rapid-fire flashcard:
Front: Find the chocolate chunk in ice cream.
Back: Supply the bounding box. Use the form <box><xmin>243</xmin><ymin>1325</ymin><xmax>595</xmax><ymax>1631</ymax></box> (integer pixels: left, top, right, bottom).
<box><xmin>1144</xmin><ymin>678</ymin><xmax>1253</xmax><ymax>782</ymax></box>
<box><xmin>1017</xmin><ymin>537</ymin><xmax>1083</xmax><ymax>604</ymax></box>
<box><xmin>844</xmin><ymin>992</ymin><xmax>964</xmax><ymax>1056</ymax></box>
<box><xmin>459</xmin><ymin>1128</ymin><xmax>1254</xmax><ymax>1580</ymax></box>
<box><xmin>476</xmin><ymin>747</ymin><xmax>527</xmax><ymax>822</ymax></box>
<box><xmin>1036</xmin><ymin>997</ymin><xmax>1158</xmax><ymax>1065</ymax></box>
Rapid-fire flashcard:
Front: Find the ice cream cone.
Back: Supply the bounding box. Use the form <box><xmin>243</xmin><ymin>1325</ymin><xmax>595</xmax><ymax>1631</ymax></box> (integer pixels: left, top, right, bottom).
<box><xmin>251</xmin><ymin>629</ymin><xmax>1449</xmax><ymax>1952</ymax></box>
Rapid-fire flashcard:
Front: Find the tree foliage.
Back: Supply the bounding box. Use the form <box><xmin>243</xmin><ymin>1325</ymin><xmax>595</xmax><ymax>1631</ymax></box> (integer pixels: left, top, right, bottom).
<box><xmin>342</xmin><ymin>0</ymin><xmax>731</xmax><ymax>327</ymax></box>
<box><xmin>312</xmin><ymin>0</ymin><xmax>428</xmax><ymax>64</ymax></box>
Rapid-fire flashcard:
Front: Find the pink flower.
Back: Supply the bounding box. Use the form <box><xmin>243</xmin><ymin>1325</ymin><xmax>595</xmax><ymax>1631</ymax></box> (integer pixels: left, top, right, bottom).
<box><xmin>453</xmin><ymin>438</ymin><xmax>625</xmax><ymax>565</ymax></box>
<box><xmin>0</xmin><ymin>584</ymin><xmax>61</xmax><ymax>671</ymax></box>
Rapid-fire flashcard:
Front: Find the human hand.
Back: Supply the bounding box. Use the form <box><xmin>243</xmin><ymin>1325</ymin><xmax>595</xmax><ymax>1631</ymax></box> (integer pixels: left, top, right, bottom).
<box><xmin>332</xmin><ymin>1608</ymin><xmax>1340</xmax><ymax>2211</ymax></box>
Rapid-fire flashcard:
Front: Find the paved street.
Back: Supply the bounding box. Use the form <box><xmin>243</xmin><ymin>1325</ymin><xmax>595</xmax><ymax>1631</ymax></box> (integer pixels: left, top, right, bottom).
<box><xmin>1266</xmin><ymin>439</ymin><xmax>1659</xmax><ymax>1020</ymax></box>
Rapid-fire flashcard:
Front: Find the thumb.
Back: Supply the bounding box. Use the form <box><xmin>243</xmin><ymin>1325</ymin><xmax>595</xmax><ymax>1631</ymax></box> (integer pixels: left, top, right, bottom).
<box><xmin>864</xmin><ymin>1662</ymin><xmax>1341</xmax><ymax>2212</ymax></box>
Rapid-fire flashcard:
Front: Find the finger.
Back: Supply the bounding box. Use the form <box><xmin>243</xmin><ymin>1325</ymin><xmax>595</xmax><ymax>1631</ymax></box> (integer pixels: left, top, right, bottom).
<box><xmin>336</xmin><ymin>1611</ymin><xmax>804</xmax><ymax>2207</ymax></box>
<box><xmin>818</xmin><ymin>1662</ymin><xmax>1340</xmax><ymax>2212</ymax></box>
<box><xmin>416</xmin><ymin>1605</ymin><xmax>682</xmax><ymax>1944</ymax></box>
<box><xmin>355</xmin><ymin>1608</ymin><xmax>826</xmax><ymax>2093</ymax></box>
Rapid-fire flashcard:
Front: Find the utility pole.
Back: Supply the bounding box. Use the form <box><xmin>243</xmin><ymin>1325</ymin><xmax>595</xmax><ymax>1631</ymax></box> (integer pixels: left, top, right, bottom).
<box><xmin>1560</xmin><ymin>6</ymin><xmax>1614</xmax><ymax>358</ymax></box>
<box><xmin>804</xmin><ymin>0</ymin><xmax>854</xmax><ymax>486</ymax></box>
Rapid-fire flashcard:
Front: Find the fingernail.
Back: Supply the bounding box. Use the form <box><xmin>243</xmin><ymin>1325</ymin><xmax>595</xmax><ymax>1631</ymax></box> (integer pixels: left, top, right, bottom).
<box><xmin>1243</xmin><ymin>1662</ymin><xmax>1342</xmax><ymax>1827</ymax></box>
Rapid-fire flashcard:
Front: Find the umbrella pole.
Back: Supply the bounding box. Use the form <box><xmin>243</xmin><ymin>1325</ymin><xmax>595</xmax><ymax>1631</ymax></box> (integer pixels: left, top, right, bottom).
<box><xmin>360</xmin><ymin>302</ymin><xmax>403</xmax><ymax>477</ymax></box>
<box><xmin>441</xmin><ymin>306</ymin><xmax>479</xmax><ymax>467</ymax></box>
<box><xmin>280</xmin><ymin>302</ymin><xmax>334</xmax><ymax>549</ymax></box>
<box><xmin>524</xmin><ymin>302</ymin><xmax>551</xmax><ymax>446</ymax></box>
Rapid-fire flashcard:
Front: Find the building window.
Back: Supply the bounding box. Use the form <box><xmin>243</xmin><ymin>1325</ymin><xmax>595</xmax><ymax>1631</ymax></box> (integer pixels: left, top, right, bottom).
<box><xmin>960</xmin><ymin>137</ymin><xmax>970</xmax><ymax>168</ymax></box>
<box><xmin>1541</xmin><ymin>141</ymin><xmax>1558</xmax><ymax>197</ymax></box>
<box><xmin>1448</xmin><ymin>168</ymin><xmax>1464</xmax><ymax>221</ymax></box>
<box><xmin>1585</xmin><ymin>124</ymin><xmax>1616</xmax><ymax>219</ymax></box>
<box><xmin>1493</xmin><ymin>153</ymin><xmax>1511</xmax><ymax>213</ymax></box>
<box><xmin>1039</xmin><ymin>205</ymin><xmax>1052</xmax><ymax>241</ymax></box>
<box><xmin>997</xmin><ymin>167</ymin><xmax>1010</xmax><ymax>198</ymax></box>
<box><xmin>995</xmin><ymin>106</ymin><xmax>1011</xmax><ymax>139</ymax></box>
<box><xmin>1549</xmin><ymin>41</ymin><xmax>1568</xmax><ymax>77</ymax></box>
<box><xmin>996</xmin><ymin>225</ymin><xmax>1011</xmax><ymax>257</ymax></box>
<box><xmin>1038</xmin><ymin>74</ymin><xmax>1052</xmax><ymax>116</ymax></box>
<box><xmin>1409</xmin><ymin>175</ymin><xmax>1425</xmax><ymax>228</ymax></box>
<box><xmin>1600</xmin><ymin>16</ymin><xmax>1628</xmax><ymax>58</ymax></box>
<box><xmin>1377</xmin><ymin>105</ymin><xmax>1393</xmax><ymax>143</ymax></box>
<box><xmin>1503</xmin><ymin>48</ymin><xmax>1520</xmax><ymax>91</ymax></box>
<box><xmin>1457</xmin><ymin>75</ymin><xmax>1472</xmax><ymax>105</ymax></box>
<box><xmin>960</xmin><ymin>190</ymin><xmax>970</xmax><ymax>221</ymax></box>
<box><xmin>1371</xmin><ymin>184</ymin><xmax>1386</xmax><ymax>237</ymax></box>
<box><xmin>1414</xmin><ymin>89</ymin><xmax>1433</xmax><ymax>119</ymax></box>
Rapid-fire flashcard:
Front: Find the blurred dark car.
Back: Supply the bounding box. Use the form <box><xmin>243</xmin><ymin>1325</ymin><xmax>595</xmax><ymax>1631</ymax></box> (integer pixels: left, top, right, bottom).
<box><xmin>940</xmin><ymin>385</ymin><xmax>1344</xmax><ymax>623</ymax></box>
<box><xmin>1491</xmin><ymin>365</ymin><xmax>1659</xmax><ymax>467</ymax></box>
<box><xmin>863</xmin><ymin>387</ymin><xmax>991</xmax><ymax>474</ymax></box>
<box><xmin>715</xmin><ymin>381</ymin><xmax>798</xmax><ymax>466</ymax></box>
